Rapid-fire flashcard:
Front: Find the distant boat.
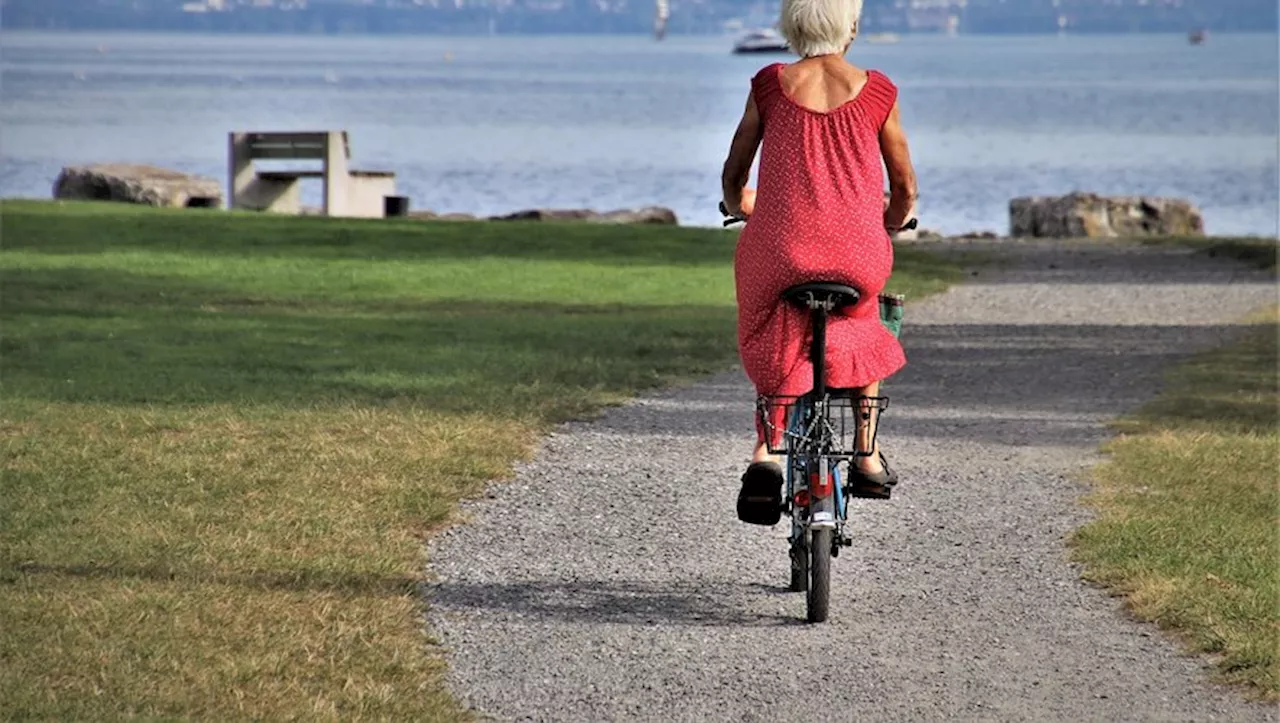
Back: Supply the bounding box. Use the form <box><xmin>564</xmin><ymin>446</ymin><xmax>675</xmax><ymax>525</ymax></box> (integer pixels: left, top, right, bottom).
<box><xmin>733</xmin><ymin>28</ymin><xmax>790</xmax><ymax>54</ymax></box>
<box><xmin>1188</xmin><ymin>28</ymin><xmax>1207</xmax><ymax>45</ymax></box>
<box><xmin>863</xmin><ymin>32</ymin><xmax>900</xmax><ymax>45</ymax></box>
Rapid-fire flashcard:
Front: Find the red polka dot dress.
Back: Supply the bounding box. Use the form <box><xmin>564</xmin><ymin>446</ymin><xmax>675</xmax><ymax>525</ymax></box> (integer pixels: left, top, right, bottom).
<box><xmin>736</xmin><ymin>63</ymin><xmax>906</xmax><ymax>424</ymax></box>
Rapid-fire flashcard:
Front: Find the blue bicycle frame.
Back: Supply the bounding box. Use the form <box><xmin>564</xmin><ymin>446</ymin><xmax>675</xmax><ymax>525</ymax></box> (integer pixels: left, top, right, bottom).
<box><xmin>784</xmin><ymin>397</ymin><xmax>850</xmax><ymax>556</ymax></box>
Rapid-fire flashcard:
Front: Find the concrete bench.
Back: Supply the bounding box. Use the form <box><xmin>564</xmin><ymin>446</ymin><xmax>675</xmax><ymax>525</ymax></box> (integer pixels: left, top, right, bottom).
<box><xmin>228</xmin><ymin>131</ymin><xmax>396</xmax><ymax>218</ymax></box>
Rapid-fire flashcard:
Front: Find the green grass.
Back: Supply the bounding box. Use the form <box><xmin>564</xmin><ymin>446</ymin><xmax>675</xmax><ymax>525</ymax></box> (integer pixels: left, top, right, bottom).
<box><xmin>1144</xmin><ymin>235</ymin><xmax>1279</xmax><ymax>271</ymax></box>
<box><xmin>0</xmin><ymin>199</ymin><xmax>961</xmax><ymax>720</ymax></box>
<box><xmin>1072</xmin><ymin>306</ymin><xmax>1280</xmax><ymax>699</ymax></box>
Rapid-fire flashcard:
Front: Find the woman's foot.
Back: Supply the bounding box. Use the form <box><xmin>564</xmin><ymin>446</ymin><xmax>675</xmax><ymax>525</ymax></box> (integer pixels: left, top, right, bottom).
<box><xmin>845</xmin><ymin>452</ymin><xmax>898</xmax><ymax>500</ymax></box>
<box><xmin>853</xmin><ymin>452</ymin><xmax>885</xmax><ymax>476</ymax></box>
<box><xmin>737</xmin><ymin>460</ymin><xmax>784</xmax><ymax>526</ymax></box>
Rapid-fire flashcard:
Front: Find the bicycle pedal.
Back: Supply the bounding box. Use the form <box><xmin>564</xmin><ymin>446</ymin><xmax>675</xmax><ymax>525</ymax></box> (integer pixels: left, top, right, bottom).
<box><xmin>843</xmin><ymin>484</ymin><xmax>892</xmax><ymax>500</ymax></box>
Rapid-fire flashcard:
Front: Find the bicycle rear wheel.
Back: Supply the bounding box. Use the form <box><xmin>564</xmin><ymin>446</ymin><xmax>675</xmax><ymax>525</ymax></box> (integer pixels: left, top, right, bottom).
<box><xmin>807</xmin><ymin>528</ymin><xmax>832</xmax><ymax>623</ymax></box>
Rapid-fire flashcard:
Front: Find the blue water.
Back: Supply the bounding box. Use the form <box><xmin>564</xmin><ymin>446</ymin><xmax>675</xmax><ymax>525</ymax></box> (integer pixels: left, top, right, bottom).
<box><xmin>2</xmin><ymin>32</ymin><xmax>1277</xmax><ymax>235</ymax></box>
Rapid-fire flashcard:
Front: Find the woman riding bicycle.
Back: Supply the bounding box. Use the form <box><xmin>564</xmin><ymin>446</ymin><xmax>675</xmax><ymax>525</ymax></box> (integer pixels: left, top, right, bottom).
<box><xmin>721</xmin><ymin>0</ymin><xmax>918</xmax><ymax>509</ymax></box>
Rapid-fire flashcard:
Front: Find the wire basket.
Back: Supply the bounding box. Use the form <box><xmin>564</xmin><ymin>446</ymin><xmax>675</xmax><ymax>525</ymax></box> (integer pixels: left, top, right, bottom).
<box><xmin>757</xmin><ymin>394</ymin><xmax>889</xmax><ymax>457</ymax></box>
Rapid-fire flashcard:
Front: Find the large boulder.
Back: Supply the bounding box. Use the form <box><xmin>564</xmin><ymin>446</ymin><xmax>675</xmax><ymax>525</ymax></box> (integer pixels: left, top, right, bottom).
<box><xmin>488</xmin><ymin>206</ymin><xmax>679</xmax><ymax>225</ymax></box>
<box><xmin>587</xmin><ymin>206</ymin><xmax>679</xmax><ymax>225</ymax></box>
<box><xmin>53</xmin><ymin>164</ymin><xmax>223</xmax><ymax>208</ymax></box>
<box><xmin>1009</xmin><ymin>192</ymin><xmax>1204</xmax><ymax>238</ymax></box>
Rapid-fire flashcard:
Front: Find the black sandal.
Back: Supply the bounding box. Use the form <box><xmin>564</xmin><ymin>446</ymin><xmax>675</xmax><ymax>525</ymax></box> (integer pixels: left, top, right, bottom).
<box><xmin>845</xmin><ymin>453</ymin><xmax>898</xmax><ymax>500</ymax></box>
<box><xmin>737</xmin><ymin>461</ymin><xmax>784</xmax><ymax>526</ymax></box>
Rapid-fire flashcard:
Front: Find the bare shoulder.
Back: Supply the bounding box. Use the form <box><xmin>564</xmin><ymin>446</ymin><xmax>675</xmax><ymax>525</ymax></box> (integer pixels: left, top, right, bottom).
<box><xmin>754</xmin><ymin>61</ymin><xmax>786</xmax><ymax>79</ymax></box>
<box><xmin>867</xmin><ymin>68</ymin><xmax>898</xmax><ymax>88</ymax></box>
<box><xmin>836</xmin><ymin>61</ymin><xmax>870</xmax><ymax>94</ymax></box>
<box><xmin>841</xmin><ymin>61</ymin><xmax>869</xmax><ymax>79</ymax></box>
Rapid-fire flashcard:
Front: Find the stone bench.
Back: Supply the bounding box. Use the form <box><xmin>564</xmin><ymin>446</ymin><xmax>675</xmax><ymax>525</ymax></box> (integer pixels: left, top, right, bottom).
<box><xmin>228</xmin><ymin>131</ymin><xmax>396</xmax><ymax>218</ymax></box>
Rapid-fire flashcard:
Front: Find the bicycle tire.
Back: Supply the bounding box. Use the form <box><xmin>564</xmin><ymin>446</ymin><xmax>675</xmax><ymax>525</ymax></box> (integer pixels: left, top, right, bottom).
<box><xmin>807</xmin><ymin>528</ymin><xmax>832</xmax><ymax>623</ymax></box>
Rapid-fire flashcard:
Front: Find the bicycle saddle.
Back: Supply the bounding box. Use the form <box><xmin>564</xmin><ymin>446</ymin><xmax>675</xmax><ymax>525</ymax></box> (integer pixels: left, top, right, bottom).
<box><xmin>782</xmin><ymin>282</ymin><xmax>861</xmax><ymax>311</ymax></box>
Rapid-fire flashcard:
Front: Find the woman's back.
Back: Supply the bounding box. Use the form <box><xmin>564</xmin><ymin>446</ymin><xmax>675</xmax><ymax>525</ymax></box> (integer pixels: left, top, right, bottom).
<box><xmin>744</xmin><ymin>59</ymin><xmax>897</xmax><ymax>281</ymax></box>
<box><xmin>733</xmin><ymin>58</ymin><xmax>903</xmax><ymax>396</ymax></box>
<box><xmin>777</xmin><ymin>57</ymin><xmax>869</xmax><ymax>113</ymax></box>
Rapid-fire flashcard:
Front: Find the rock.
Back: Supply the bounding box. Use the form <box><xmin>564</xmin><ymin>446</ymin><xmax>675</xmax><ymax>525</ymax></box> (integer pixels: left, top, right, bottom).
<box><xmin>587</xmin><ymin>207</ymin><xmax>679</xmax><ymax>225</ymax></box>
<box><xmin>408</xmin><ymin>211</ymin><xmax>478</xmax><ymax>222</ymax></box>
<box><xmin>1009</xmin><ymin>192</ymin><xmax>1204</xmax><ymax>238</ymax></box>
<box><xmin>488</xmin><ymin>208</ymin><xmax>597</xmax><ymax>222</ymax></box>
<box><xmin>53</xmin><ymin>163</ymin><xmax>222</xmax><ymax>208</ymax></box>
<box><xmin>487</xmin><ymin>207</ymin><xmax>678</xmax><ymax>225</ymax></box>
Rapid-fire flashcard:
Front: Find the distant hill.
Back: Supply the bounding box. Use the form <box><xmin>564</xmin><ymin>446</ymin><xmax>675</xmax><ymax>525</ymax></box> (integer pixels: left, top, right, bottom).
<box><xmin>2</xmin><ymin>0</ymin><xmax>1276</xmax><ymax>35</ymax></box>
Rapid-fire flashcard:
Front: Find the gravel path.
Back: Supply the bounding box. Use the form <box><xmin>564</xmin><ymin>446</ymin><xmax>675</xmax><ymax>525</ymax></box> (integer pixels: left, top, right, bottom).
<box><xmin>426</xmin><ymin>241</ymin><xmax>1277</xmax><ymax>722</ymax></box>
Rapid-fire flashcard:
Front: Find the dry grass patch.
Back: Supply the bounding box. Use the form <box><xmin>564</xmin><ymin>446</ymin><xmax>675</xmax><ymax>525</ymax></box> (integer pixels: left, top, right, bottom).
<box><xmin>1072</xmin><ymin>306</ymin><xmax>1279</xmax><ymax>699</ymax></box>
<box><xmin>2</xmin><ymin>405</ymin><xmax>524</xmax><ymax>720</ymax></box>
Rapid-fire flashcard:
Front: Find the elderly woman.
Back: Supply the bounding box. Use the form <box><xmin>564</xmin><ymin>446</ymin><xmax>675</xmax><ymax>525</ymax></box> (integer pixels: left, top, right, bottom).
<box><xmin>722</xmin><ymin>0</ymin><xmax>917</xmax><ymax>520</ymax></box>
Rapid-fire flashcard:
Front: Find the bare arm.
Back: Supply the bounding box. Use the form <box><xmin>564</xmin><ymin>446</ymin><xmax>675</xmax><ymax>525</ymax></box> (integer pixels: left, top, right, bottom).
<box><xmin>879</xmin><ymin>101</ymin><xmax>918</xmax><ymax>233</ymax></box>
<box><xmin>721</xmin><ymin>91</ymin><xmax>763</xmax><ymax>217</ymax></box>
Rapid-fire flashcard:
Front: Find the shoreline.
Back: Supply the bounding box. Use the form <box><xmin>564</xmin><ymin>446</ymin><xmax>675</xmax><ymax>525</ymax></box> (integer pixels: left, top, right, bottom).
<box><xmin>2</xmin><ymin>29</ymin><xmax>1278</xmax><ymax>39</ymax></box>
<box><xmin>8</xmin><ymin>195</ymin><xmax>1279</xmax><ymax>242</ymax></box>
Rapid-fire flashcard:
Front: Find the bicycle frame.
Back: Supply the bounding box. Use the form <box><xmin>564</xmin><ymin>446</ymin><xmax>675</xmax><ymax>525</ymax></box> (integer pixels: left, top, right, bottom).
<box><xmin>781</xmin><ymin>295</ymin><xmax>848</xmax><ymax>615</ymax></box>
<box><xmin>771</xmin><ymin>292</ymin><xmax>890</xmax><ymax>620</ymax></box>
<box><xmin>722</xmin><ymin>204</ymin><xmax>906</xmax><ymax>622</ymax></box>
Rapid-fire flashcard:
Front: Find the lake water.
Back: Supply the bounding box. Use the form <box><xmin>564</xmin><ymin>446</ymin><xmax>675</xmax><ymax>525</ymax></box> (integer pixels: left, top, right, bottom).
<box><xmin>1</xmin><ymin>32</ymin><xmax>1277</xmax><ymax>235</ymax></box>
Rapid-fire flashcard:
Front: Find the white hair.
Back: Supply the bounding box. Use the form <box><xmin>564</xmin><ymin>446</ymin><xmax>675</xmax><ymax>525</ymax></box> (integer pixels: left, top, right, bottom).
<box><xmin>778</xmin><ymin>0</ymin><xmax>863</xmax><ymax>57</ymax></box>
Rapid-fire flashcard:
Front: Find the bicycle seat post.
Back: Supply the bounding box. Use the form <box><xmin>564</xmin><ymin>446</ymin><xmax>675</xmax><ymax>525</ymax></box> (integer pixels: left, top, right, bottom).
<box><xmin>807</xmin><ymin>294</ymin><xmax>830</xmax><ymax>400</ymax></box>
<box><xmin>782</xmin><ymin>283</ymin><xmax>860</xmax><ymax>401</ymax></box>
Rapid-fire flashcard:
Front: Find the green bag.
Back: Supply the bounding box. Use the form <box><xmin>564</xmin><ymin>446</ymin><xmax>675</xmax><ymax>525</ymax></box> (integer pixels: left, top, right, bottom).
<box><xmin>878</xmin><ymin>293</ymin><xmax>904</xmax><ymax>338</ymax></box>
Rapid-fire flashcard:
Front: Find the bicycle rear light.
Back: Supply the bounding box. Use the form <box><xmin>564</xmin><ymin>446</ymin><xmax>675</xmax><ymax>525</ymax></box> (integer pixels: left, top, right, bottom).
<box><xmin>810</xmin><ymin>468</ymin><xmax>833</xmax><ymax>498</ymax></box>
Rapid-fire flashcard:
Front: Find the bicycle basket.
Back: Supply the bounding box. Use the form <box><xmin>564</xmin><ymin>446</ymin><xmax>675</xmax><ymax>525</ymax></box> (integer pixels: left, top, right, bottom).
<box><xmin>757</xmin><ymin>394</ymin><xmax>889</xmax><ymax>457</ymax></box>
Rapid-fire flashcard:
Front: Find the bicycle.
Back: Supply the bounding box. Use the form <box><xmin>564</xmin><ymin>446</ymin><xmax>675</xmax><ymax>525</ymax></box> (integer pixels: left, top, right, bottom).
<box><xmin>721</xmin><ymin>202</ymin><xmax>912</xmax><ymax>623</ymax></box>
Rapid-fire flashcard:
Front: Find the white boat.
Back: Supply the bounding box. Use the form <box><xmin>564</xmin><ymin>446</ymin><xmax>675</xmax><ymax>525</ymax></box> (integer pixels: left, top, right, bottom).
<box><xmin>863</xmin><ymin>32</ymin><xmax>900</xmax><ymax>45</ymax></box>
<box><xmin>732</xmin><ymin>28</ymin><xmax>790</xmax><ymax>54</ymax></box>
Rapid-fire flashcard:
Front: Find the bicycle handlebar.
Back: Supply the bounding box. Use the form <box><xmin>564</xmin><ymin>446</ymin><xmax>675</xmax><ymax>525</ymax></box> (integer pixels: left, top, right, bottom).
<box><xmin>718</xmin><ymin>200</ymin><xmax>737</xmax><ymax>226</ymax></box>
<box><xmin>719</xmin><ymin>201</ymin><xmax>918</xmax><ymax>232</ymax></box>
